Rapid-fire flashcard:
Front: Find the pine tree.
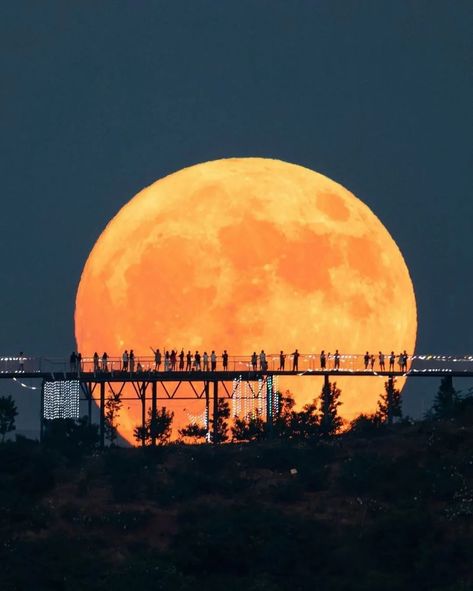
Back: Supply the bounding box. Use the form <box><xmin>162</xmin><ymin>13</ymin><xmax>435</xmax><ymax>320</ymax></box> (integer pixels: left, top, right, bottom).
<box><xmin>378</xmin><ymin>377</ymin><xmax>402</xmax><ymax>424</ymax></box>
<box><xmin>319</xmin><ymin>379</ymin><xmax>342</xmax><ymax>437</ymax></box>
<box><xmin>232</xmin><ymin>415</ymin><xmax>266</xmax><ymax>442</ymax></box>
<box><xmin>104</xmin><ymin>391</ymin><xmax>122</xmax><ymax>445</ymax></box>
<box><xmin>0</xmin><ymin>395</ymin><xmax>18</xmax><ymax>442</ymax></box>
<box><xmin>273</xmin><ymin>391</ymin><xmax>296</xmax><ymax>438</ymax></box>
<box><xmin>134</xmin><ymin>406</ymin><xmax>174</xmax><ymax>445</ymax></box>
<box><xmin>431</xmin><ymin>376</ymin><xmax>460</xmax><ymax>420</ymax></box>
<box><xmin>179</xmin><ymin>422</ymin><xmax>208</xmax><ymax>443</ymax></box>
<box><xmin>290</xmin><ymin>402</ymin><xmax>319</xmax><ymax>440</ymax></box>
<box><xmin>210</xmin><ymin>398</ymin><xmax>230</xmax><ymax>444</ymax></box>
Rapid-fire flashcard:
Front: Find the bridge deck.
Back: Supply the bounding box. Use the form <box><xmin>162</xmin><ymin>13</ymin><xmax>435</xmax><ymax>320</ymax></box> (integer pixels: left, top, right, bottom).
<box><xmin>4</xmin><ymin>369</ymin><xmax>473</xmax><ymax>382</ymax></box>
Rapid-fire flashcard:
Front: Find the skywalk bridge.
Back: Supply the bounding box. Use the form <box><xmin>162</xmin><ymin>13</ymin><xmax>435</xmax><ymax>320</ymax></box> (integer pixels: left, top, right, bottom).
<box><xmin>2</xmin><ymin>353</ymin><xmax>473</xmax><ymax>446</ymax></box>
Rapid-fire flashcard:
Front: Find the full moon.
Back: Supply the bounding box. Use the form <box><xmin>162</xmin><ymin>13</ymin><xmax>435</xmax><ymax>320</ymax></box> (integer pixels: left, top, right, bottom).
<box><xmin>75</xmin><ymin>158</ymin><xmax>417</xmax><ymax>444</ymax></box>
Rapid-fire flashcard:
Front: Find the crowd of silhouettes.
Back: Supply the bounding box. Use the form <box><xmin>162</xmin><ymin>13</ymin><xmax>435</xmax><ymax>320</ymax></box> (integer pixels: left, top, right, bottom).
<box><xmin>66</xmin><ymin>348</ymin><xmax>411</xmax><ymax>374</ymax></box>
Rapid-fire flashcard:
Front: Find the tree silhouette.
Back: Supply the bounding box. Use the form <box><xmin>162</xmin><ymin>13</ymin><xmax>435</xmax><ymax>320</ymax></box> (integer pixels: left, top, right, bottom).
<box><xmin>378</xmin><ymin>377</ymin><xmax>402</xmax><ymax>424</ymax></box>
<box><xmin>134</xmin><ymin>406</ymin><xmax>174</xmax><ymax>446</ymax></box>
<box><xmin>210</xmin><ymin>398</ymin><xmax>230</xmax><ymax>444</ymax></box>
<box><xmin>291</xmin><ymin>402</ymin><xmax>319</xmax><ymax>440</ymax></box>
<box><xmin>430</xmin><ymin>376</ymin><xmax>460</xmax><ymax>420</ymax></box>
<box><xmin>0</xmin><ymin>395</ymin><xmax>18</xmax><ymax>442</ymax></box>
<box><xmin>319</xmin><ymin>380</ymin><xmax>342</xmax><ymax>437</ymax></box>
<box><xmin>273</xmin><ymin>391</ymin><xmax>296</xmax><ymax>438</ymax></box>
<box><xmin>104</xmin><ymin>391</ymin><xmax>122</xmax><ymax>445</ymax></box>
<box><xmin>232</xmin><ymin>415</ymin><xmax>266</xmax><ymax>442</ymax></box>
<box><xmin>179</xmin><ymin>422</ymin><xmax>208</xmax><ymax>443</ymax></box>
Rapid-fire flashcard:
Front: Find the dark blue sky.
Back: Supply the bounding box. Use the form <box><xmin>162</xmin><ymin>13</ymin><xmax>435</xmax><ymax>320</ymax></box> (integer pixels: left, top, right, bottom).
<box><xmin>1</xmin><ymin>1</ymin><xmax>472</xmax><ymax>426</ymax></box>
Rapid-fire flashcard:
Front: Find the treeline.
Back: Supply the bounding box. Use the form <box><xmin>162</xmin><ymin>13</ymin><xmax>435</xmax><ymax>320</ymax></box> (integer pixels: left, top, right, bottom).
<box><xmin>0</xmin><ymin>375</ymin><xmax>471</xmax><ymax>449</ymax></box>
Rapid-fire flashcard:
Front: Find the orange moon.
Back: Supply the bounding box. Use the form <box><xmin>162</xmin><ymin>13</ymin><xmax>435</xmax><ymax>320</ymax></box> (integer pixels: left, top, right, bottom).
<box><xmin>75</xmin><ymin>158</ymin><xmax>417</xmax><ymax>444</ymax></box>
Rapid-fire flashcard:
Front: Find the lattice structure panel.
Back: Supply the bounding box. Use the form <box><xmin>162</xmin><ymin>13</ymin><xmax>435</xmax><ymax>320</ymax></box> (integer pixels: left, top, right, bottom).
<box><xmin>43</xmin><ymin>380</ymin><xmax>80</xmax><ymax>420</ymax></box>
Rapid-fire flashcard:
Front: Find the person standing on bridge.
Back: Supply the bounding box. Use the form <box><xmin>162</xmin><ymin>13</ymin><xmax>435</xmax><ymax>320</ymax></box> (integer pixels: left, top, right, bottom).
<box><xmin>320</xmin><ymin>350</ymin><xmax>326</xmax><ymax>370</ymax></box>
<box><xmin>203</xmin><ymin>351</ymin><xmax>209</xmax><ymax>371</ymax></box>
<box><xmin>211</xmin><ymin>351</ymin><xmax>217</xmax><ymax>371</ymax></box>
<box><xmin>170</xmin><ymin>349</ymin><xmax>177</xmax><ymax>371</ymax></box>
<box><xmin>259</xmin><ymin>350</ymin><xmax>266</xmax><ymax>371</ymax></box>
<box><xmin>101</xmin><ymin>352</ymin><xmax>108</xmax><ymax>372</ymax></box>
<box><xmin>179</xmin><ymin>349</ymin><xmax>185</xmax><ymax>371</ymax></box>
<box><xmin>70</xmin><ymin>351</ymin><xmax>77</xmax><ymax>372</ymax></box>
<box><xmin>77</xmin><ymin>352</ymin><xmax>82</xmax><ymax>373</ymax></box>
<box><xmin>292</xmin><ymin>349</ymin><xmax>300</xmax><ymax>372</ymax></box>
<box><xmin>122</xmin><ymin>350</ymin><xmax>129</xmax><ymax>371</ymax></box>
<box><xmin>389</xmin><ymin>351</ymin><xmax>395</xmax><ymax>372</ymax></box>
<box><xmin>279</xmin><ymin>351</ymin><xmax>286</xmax><ymax>370</ymax></box>
<box><xmin>364</xmin><ymin>351</ymin><xmax>370</xmax><ymax>370</ymax></box>
<box><xmin>334</xmin><ymin>350</ymin><xmax>341</xmax><ymax>370</ymax></box>
<box><xmin>397</xmin><ymin>352</ymin><xmax>403</xmax><ymax>372</ymax></box>
<box><xmin>379</xmin><ymin>351</ymin><xmax>385</xmax><ymax>371</ymax></box>
<box><xmin>402</xmin><ymin>350</ymin><xmax>408</xmax><ymax>372</ymax></box>
<box><xmin>93</xmin><ymin>352</ymin><xmax>99</xmax><ymax>372</ymax></box>
<box><xmin>186</xmin><ymin>350</ymin><xmax>192</xmax><ymax>371</ymax></box>
<box><xmin>129</xmin><ymin>349</ymin><xmax>135</xmax><ymax>372</ymax></box>
<box><xmin>164</xmin><ymin>350</ymin><xmax>170</xmax><ymax>371</ymax></box>
<box><xmin>153</xmin><ymin>348</ymin><xmax>162</xmax><ymax>371</ymax></box>
<box><xmin>370</xmin><ymin>354</ymin><xmax>375</xmax><ymax>371</ymax></box>
<box><xmin>251</xmin><ymin>352</ymin><xmax>258</xmax><ymax>371</ymax></box>
<box><xmin>194</xmin><ymin>351</ymin><xmax>201</xmax><ymax>371</ymax></box>
<box><xmin>222</xmin><ymin>350</ymin><xmax>229</xmax><ymax>371</ymax></box>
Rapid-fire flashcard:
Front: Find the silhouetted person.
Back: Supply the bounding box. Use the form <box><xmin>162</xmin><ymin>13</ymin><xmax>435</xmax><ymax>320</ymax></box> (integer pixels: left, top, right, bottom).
<box><xmin>122</xmin><ymin>350</ymin><xmax>129</xmax><ymax>371</ymax></box>
<box><xmin>389</xmin><ymin>351</ymin><xmax>395</xmax><ymax>372</ymax></box>
<box><xmin>77</xmin><ymin>352</ymin><xmax>82</xmax><ymax>373</ymax></box>
<box><xmin>292</xmin><ymin>349</ymin><xmax>300</xmax><ymax>371</ymax></box>
<box><xmin>402</xmin><ymin>350</ymin><xmax>408</xmax><ymax>372</ymax></box>
<box><xmin>203</xmin><ymin>351</ymin><xmax>209</xmax><ymax>371</ymax></box>
<box><xmin>260</xmin><ymin>350</ymin><xmax>266</xmax><ymax>371</ymax></box>
<box><xmin>379</xmin><ymin>351</ymin><xmax>385</xmax><ymax>371</ymax></box>
<box><xmin>211</xmin><ymin>351</ymin><xmax>217</xmax><ymax>371</ymax></box>
<box><xmin>251</xmin><ymin>352</ymin><xmax>258</xmax><ymax>371</ymax></box>
<box><xmin>164</xmin><ymin>350</ymin><xmax>170</xmax><ymax>371</ymax></box>
<box><xmin>186</xmin><ymin>351</ymin><xmax>192</xmax><ymax>371</ymax></box>
<box><xmin>179</xmin><ymin>349</ymin><xmax>185</xmax><ymax>371</ymax></box>
<box><xmin>129</xmin><ymin>350</ymin><xmax>135</xmax><ymax>372</ymax></box>
<box><xmin>93</xmin><ymin>352</ymin><xmax>99</xmax><ymax>372</ymax></box>
<box><xmin>334</xmin><ymin>350</ymin><xmax>340</xmax><ymax>370</ymax></box>
<box><xmin>154</xmin><ymin>348</ymin><xmax>162</xmax><ymax>371</ymax></box>
<box><xmin>279</xmin><ymin>350</ymin><xmax>286</xmax><ymax>370</ymax></box>
<box><xmin>170</xmin><ymin>349</ymin><xmax>177</xmax><ymax>371</ymax></box>
<box><xmin>70</xmin><ymin>351</ymin><xmax>77</xmax><ymax>372</ymax></box>
<box><xmin>398</xmin><ymin>352</ymin><xmax>403</xmax><ymax>372</ymax></box>
<box><xmin>101</xmin><ymin>352</ymin><xmax>108</xmax><ymax>372</ymax></box>
<box><xmin>18</xmin><ymin>352</ymin><xmax>25</xmax><ymax>372</ymax></box>
<box><xmin>370</xmin><ymin>354</ymin><xmax>375</xmax><ymax>371</ymax></box>
<box><xmin>194</xmin><ymin>351</ymin><xmax>201</xmax><ymax>371</ymax></box>
<box><xmin>364</xmin><ymin>351</ymin><xmax>370</xmax><ymax>370</ymax></box>
<box><xmin>320</xmin><ymin>350</ymin><xmax>326</xmax><ymax>370</ymax></box>
<box><xmin>222</xmin><ymin>350</ymin><xmax>228</xmax><ymax>371</ymax></box>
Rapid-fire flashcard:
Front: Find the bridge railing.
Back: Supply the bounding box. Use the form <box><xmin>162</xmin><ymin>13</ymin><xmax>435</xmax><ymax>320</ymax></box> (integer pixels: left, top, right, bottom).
<box><xmin>2</xmin><ymin>353</ymin><xmax>473</xmax><ymax>375</ymax></box>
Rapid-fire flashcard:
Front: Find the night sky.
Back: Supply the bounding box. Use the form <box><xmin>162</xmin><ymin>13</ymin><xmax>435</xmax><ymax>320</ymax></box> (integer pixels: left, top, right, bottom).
<box><xmin>1</xmin><ymin>1</ymin><xmax>472</xmax><ymax>432</ymax></box>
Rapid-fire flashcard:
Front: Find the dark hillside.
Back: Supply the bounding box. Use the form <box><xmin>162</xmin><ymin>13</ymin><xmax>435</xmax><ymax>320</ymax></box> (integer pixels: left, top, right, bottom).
<box><xmin>1</xmin><ymin>422</ymin><xmax>472</xmax><ymax>590</ymax></box>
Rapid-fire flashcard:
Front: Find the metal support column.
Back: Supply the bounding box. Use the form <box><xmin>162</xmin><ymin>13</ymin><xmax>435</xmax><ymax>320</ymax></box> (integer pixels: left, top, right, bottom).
<box><xmin>151</xmin><ymin>381</ymin><xmax>157</xmax><ymax>447</ymax></box>
<box><xmin>141</xmin><ymin>382</ymin><xmax>147</xmax><ymax>447</ymax></box>
<box><xmin>266</xmin><ymin>374</ymin><xmax>273</xmax><ymax>435</ymax></box>
<box><xmin>39</xmin><ymin>379</ymin><xmax>45</xmax><ymax>442</ymax></box>
<box><xmin>99</xmin><ymin>381</ymin><xmax>105</xmax><ymax>448</ymax></box>
<box><xmin>213</xmin><ymin>380</ymin><xmax>219</xmax><ymax>445</ymax></box>
<box><xmin>205</xmin><ymin>381</ymin><xmax>210</xmax><ymax>441</ymax></box>
<box><xmin>87</xmin><ymin>382</ymin><xmax>92</xmax><ymax>425</ymax></box>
